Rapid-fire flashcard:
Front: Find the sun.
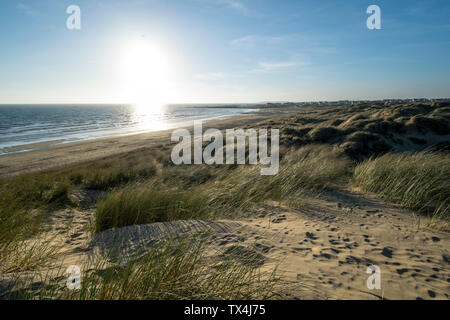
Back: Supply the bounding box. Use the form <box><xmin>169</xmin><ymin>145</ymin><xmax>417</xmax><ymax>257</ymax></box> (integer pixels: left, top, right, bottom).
<box><xmin>118</xmin><ymin>40</ymin><xmax>173</xmax><ymax>111</ymax></box>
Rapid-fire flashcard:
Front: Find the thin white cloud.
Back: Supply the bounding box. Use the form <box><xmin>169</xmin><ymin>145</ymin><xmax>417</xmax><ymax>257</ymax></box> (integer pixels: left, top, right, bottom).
<box><xmin>199</xmin><ymin>0</ymin><xmax>262</xmax><ymax>17</ymax></box>
<box><xmin>193</xmin><ymin>72</ymin><xmax>230</xmax><ymax>80</ymax></box>
<box><xmin>231</xmin><ymin>34</ymin><xmax>309</xmax><ymax>48</ymax></box>
<box><xmin>231</xmin><ymin>34</ymin><xmax>338</xmax><ymax>57</ymax></box>
<box><xmin>251</xmin><ymin>61</ymin><xmax>307</xmax><ymax>73</ymax></box>
<box><xmin>259</xmin><ymin>61</ymin><xmax>299</xmax><ymax>69</ymax></box>
<box><xmin>223</xmin><ymin>0</ymin><xmax>246</xmax><ymax>11</ymax></box>
<box><xmin>16</xmin><ymin>3</ymin><xmax>37</xmax><ymax>16</ymax></box>
<box><xmin>405</xmin><ymin>1</ymin><xmax>435</xmax><ymax>17</ymax></box>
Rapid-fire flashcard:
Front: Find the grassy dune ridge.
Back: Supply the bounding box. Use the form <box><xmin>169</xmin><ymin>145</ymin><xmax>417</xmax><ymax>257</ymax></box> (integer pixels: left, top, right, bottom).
<box><xmin>274</xmin><ymin>102</ymin><xmax>449</xmax><ymax>160</ymax></box>
<box><xmin>94</xmin><ymin>144</ymin><xmax>352</xmax><ymax>232</ymax></box>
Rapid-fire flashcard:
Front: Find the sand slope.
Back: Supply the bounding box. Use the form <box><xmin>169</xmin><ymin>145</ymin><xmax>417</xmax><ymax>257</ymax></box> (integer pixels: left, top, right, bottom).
<box><xmin>3</xmin><ymin>187</ymin><xmax>447</xmax><ymax>300</ymax></box>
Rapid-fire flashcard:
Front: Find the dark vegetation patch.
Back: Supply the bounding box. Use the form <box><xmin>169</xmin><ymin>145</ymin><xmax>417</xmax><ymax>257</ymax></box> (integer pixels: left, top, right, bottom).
<box><xmin>275</xmin><ymin>102</ymin><xmax>449</xmax><ymax>160</ymax></box>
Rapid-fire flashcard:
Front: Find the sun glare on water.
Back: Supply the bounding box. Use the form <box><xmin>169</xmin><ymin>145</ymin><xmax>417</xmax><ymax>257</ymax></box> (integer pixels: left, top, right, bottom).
<box><xmin>119</xmin><ymin>40</ymin><xmax>173</xmax><ymax>115</ymax></box>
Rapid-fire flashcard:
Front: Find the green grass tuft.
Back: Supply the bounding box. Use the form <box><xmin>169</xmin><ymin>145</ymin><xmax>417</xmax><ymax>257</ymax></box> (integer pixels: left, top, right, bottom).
<box><xmin>94</xmin><ymin>183</ymin><xmax>210</xmax><ymax>233</ymax></box>
<box><xmin>353</xmin><ymin>152</ymin><xmax>449</xmax><ymax>221</ymax></box>
<box><xmin>94</xmin><ymin>145</ymin><xmax>352</xmax><ymax>231</ymax></box>
<box><xmin>7</xmin><ymin>235</ymin><xmax>282</xmax><ymax>300</ymax></box>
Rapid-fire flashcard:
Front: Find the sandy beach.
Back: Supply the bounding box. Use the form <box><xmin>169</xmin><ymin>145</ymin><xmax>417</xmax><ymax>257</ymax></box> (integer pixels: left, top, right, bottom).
<box><xmin>0</xmin><ymin>110</ymin><xmax>279</xmax><ymax>178</ymax></box>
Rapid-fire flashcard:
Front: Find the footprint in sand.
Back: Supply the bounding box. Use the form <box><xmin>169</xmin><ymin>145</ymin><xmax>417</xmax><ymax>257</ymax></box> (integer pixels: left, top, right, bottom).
<box><xmin>316</xmin><ymin>249</ymin><xmax>339</xmax><ymax>260</ymax></box>
<box><xmin>271</xmin><ymin>215</ymin><xmax>286</xmax><ymax>223</ymax></box>
<box><xmin>306</xmin><ymin>232</ymin><xmax>318</xmax><ymax>240</ymax></box>
<box><xmin>381</xmin><ymin>247</ymin><xmax>393</xmax><ymax>258</ymax></box>
<box><xmin>70</xmin><ymin>232</ymin><xmax>83</xmax><ymax>239</ymax></box>
<box><xmin>396</xmin><ymin>268</ymin><xmax>409</xmax><ymax>275</ymax></box>
<box><xmin>254</xmin><ymin>243</ymin><xmax>271</xmax><ymax>253</ymax></box>
<box><xmin>344</xmin><ymin>255</ymin><xmax>373</xmax><ymax>266</ymax></box>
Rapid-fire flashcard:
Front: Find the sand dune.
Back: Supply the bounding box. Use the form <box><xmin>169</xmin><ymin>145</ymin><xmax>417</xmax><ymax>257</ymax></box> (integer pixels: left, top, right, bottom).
<box><xmin>3</xmin><ymin>186</ymin><xmax>447</xmax><ymax>300</ymax></box>
<box><xmin>1</xmin><ymin>103</ymin><xmax>448</xmax><ymax>300</ymax></box>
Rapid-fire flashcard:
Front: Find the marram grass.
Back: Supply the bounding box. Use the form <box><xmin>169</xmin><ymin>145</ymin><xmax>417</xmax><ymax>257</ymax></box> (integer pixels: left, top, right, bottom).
<box><xmin>353</xmin><ymin>152</ymin><xmax>449</xmax><ymax>222</ymax></box>
<box><xmin>6</xmin><ymin>234</ymin><xmax>283</xmax><ymax>300</ymax></box>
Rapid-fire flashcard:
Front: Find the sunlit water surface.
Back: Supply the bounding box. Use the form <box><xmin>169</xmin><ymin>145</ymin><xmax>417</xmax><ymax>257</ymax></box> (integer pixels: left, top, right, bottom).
<box><xmin>0</xmin><ymin>104</ymin><xmax>257</xmax><ymax>154</ymax></box>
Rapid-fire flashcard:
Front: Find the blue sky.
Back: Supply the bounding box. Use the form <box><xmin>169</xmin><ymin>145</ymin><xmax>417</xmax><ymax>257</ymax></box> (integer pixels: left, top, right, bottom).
<box><xmin>0</xmin><ymin>0</ymin><xmax>449</xmax><ymax>103</ymax></box>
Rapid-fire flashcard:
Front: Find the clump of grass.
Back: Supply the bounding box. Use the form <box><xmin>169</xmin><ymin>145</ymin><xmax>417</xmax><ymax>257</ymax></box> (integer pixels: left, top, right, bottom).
<box><xmin>1</xmin><ymin>238</ymin><xmax>57</xmax><ymax>273</ymax></box>
<box><xmin>159</xmin><ymin>164</ymin><xmax>219</xmax><ymax>188</ymax></box>
<box><xmin>221</xmin><ymin>245</ymin><xmax>266</xmax><ymax>268</ymax></box>
<box><xmin>0</xmin><ymin>176</ymin><xmax>72</xmax><ymax>242</ymax></box>
<box><xmin>85</xmin><ymin>166</ymin><xmax>157</xmax><ymax>191</ymax></box>
<box><xmin>207</xmin><ymin>144</ymin><xmax>352</xmax><ymax>215</ymax></box>
<box><xmin>0</xmin><ymin>209</ymin><xmax>30</xmax><ymax>271</ymax></box>
<box><xmin>0</xmin><ymin>152</ymin><xmax>160</xmax><ymax>254</ymax></box>
<box><xmin>404</xmin><ymin>115</ymin><xmax>449</xmax><ymax>135</ymax></box>
<box><xmin>353</xmin><ymin>152</ymin><xmax>449</xmax><ymax>221</ymax></box>
<box><xmin>341</xmin><ymin>131</ymin><xmax>391</xmax><ymax>160</ymax></box>
<box><xmin>8</xmin><ymin>235</ymin><xmax>281</xmax><ymax>300</ymax></box>
<box><xmin>0</xmin><ymin>175</ymin><xmax>72</xmax><ymax>211</ymax></box>
<box><xmin>94</xmin><ymin>145</ymin><xmax>352</xmax><ymax>231</ymax></box>
<box><xmin>44</xmin><ymin>183</ymin><xmax>73</xmax><ymax>208</ymax></box>
<box><xmin>0</xmin><ymin>203</ymin><xmax>57</xmax><ymax>274</ymax></box>
<box><xmin>0</xmin><ymin>178</ymin><xmax>70</xmax><ymax>269</ymax></box>
<box><xmin>94</xmin><ymin>183</ymin><xmax>209</xmax><ymax>233</ymax></box>
<box><xmin>273</xmin><ymin>144</ymin><xmax>351</xmax><ymax>192</ymax></box>
<box><xmin>308</xmin><ymin>126</ymin><xmax>342</xmax><ymax>143</ymax></box>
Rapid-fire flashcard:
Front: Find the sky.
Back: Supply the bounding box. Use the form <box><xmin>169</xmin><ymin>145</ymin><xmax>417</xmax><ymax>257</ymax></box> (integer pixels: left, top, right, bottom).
<box><xmin>0</xmin><ymin>0</ymin><xmax>449</xmax><ymax>104</ymax></box>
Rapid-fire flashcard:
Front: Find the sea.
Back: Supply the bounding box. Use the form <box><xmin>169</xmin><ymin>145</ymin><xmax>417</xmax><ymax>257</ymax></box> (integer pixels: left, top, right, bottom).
<box><xmin>0</xmin><ymin>104</ymin><xmax>258</xmax><ymax>154</ymax></box>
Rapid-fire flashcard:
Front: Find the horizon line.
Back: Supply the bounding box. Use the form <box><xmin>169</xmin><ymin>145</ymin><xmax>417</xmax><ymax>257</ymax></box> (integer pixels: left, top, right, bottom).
<box><xmin>0</xmin><ymin>97</ymin><xmax>449</xmax><ymax>106</ymax></box>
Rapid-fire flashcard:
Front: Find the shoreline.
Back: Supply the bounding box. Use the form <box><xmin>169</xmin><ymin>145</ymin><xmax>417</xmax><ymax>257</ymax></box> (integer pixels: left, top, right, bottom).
<box><xmin>0</xmin><ymin>107</ymin><xmax>295</xmax><ymax>178</ymax></box>
<box><xmin>0</xmin><ymin>107</ymin><xmax>263</xmax><ymax>156</ymax></box>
